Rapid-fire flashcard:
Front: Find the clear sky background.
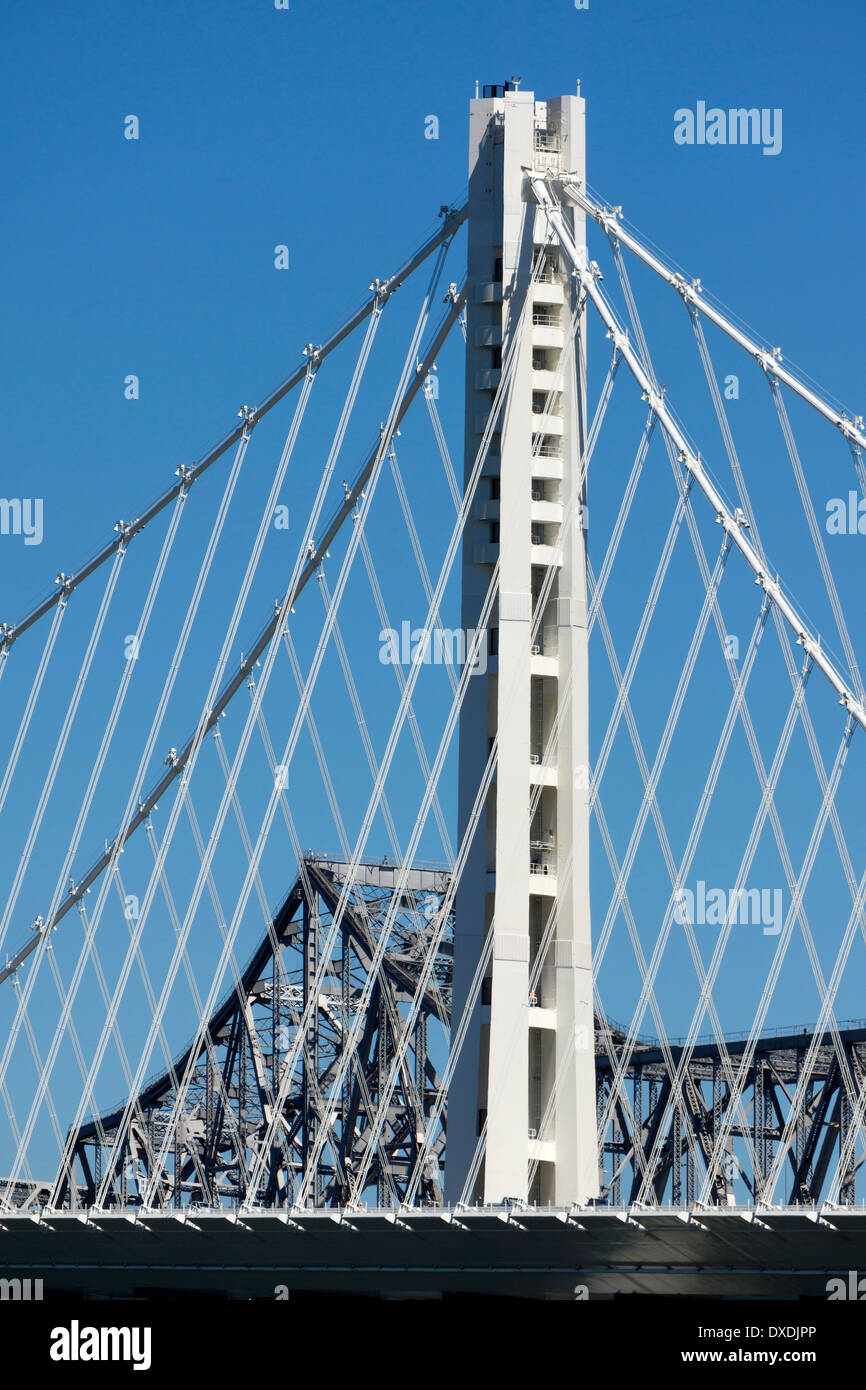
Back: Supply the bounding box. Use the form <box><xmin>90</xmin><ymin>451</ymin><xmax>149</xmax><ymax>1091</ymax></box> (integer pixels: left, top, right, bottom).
<box><xmin>1</xmin><ymin>0</ymin><xmax>866</xmax><ymax>1183</ymax></box>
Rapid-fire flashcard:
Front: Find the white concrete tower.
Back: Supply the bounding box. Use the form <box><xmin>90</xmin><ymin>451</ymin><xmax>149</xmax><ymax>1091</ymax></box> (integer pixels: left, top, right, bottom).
<box><xmin>448</xmin><ymin>82</ymin><xmax>598</xmax><ymax>1207</ymax></box>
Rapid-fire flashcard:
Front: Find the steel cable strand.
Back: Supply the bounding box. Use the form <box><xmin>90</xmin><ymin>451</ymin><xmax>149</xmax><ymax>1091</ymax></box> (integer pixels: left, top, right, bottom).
<box><xmin>298</xmin><ymin>562</ymin><xmax>501</xmax><ymax>1207</ymax></box>
<box><xmin>559</xmin><ymin>179</ymin><xmax>866</xmax><ymax>462</ymax></box>
<box><xmin>634</xmin><ymin>666</ymin><xmax>810</xmax><ymax>1204</ymax></box>
<box><xmin>3</xmin><ymin>976</ymin><xmax>67</xmax><ymax>1194</ymax></box>
<box><xmin>403</xmin><ymin>931</ymin><xmax>493</xmax><ymax>1207</ymax></box>
<box><xmin>61</xmin><ymin>845</ymin><xmax>237</xmax><ymax>1206</ymax></box>
<box><xmin>257</xmin><ymin>230</ymin><xmax>578</xmax><ymax>1203</ymax></box>
<box><xmin>569</xmin><ymin>544</ymin><xmax>753</xmax><ymax>1188</ymax></box>
<box><xmin>0</xmin><ymin>276</ymin><xmax>394</xmax><ymax>987</ymax></box>
<box><xmin>0</xmin><ymin>549</ymin><xmax>133</xmax><ymax>1192</ymax></box>
<box><xmin>240</xmin><ymin>261</ymin><xmax>537</xmax><ymax>1196</ymax></box>
<box><xmin>77</xmin><ymin>365</ymin><xmax>324</xmax><ymax>1205</ymax></box>
<box><xmin>690</xmin><ymin>305</ymin><xmax>865</xmax><ymax>713</ymax></box>
<box><xmin>535</xmin><ymin>175</ymin><xmax>866</xmax><ymax>733</ymax></box>
<box><xmin>696</xmin><ymin>719</ymin><xmax>851</xmax><ymax>1203</ymax></box>
<box><xmin>23</xmin><ymin>426</ymin><xmax>257</xmax><ymax>1196</ymax></box>
<box><xmin>38</xmin><ymin>907</ymin><xmax>140</xmax><ymax>1210</ymax></box>
<box><xmin>346</xmin><ymin>609</ymin><xmax>511</xmax><ymax>1204</ymax></box>
<box><xmin>347</xmin><ymin>312</ymin><xmax>601</xmax><ymax>1204</ymax></box>
<box><xmin>0</xmin><ymin>492</ymin><xmax>186</xmax><ymax>968</ymax></box>
<box><xmin>0</xmin><ymin>602</ymin><xmax>67</xmax><ymax>822</ymax></box>
<box><xmin>591</xmin><ymin>537</ymin><xmax>729</xmax><ymax>975</ymax></box>
<box><xmin>848</xmin><ymin>442</ymin><xmax>866</xmax><ymax>499</ymax></box>
<box><xmin>180</xmin><ymin>762</ymin><xmax>298</xmax><ymax>1201</ymax></box>
<box><xmin>590</xmin><ymin>253</ymin><xmax>757</xmax><ymax>1122</ymax></box>
<box><xmin>381</xmin><ymin>440</ymin><xmax>465</xmax><ymax>850</ymax></box>
<box><xmin>585</xmin><ymin>326</ymin><xmax>784</xmax><ymax>1179</ymax></box>
<box><xmin>135</xmin><ymin>255</ymin><xmax>454</xmax><ymax>1204</ymax></box>
<box><xmin>295</xmin><ymin>553</ymin><xmax>500</xmax><ymax>1205</ymax></box>
<box><xmin>49</xmin><ymin>849</ymin><xmax>203</xmax><ymax>1211</ymax></box>
<box><xmin>587</xmin><ymin>573</ymin><xmax>766</xmax><ymax>1196</ymax></box>
<box><xmin>0</xmin><ymin>424</ymin><xmax>252</xmax><ymax>1006</ymax></box>
<box><xmin>769</xmin><ymin>377</ymin><xmax>864</xmax><ymax>701</ymax></box>
<box><xmin>144</xmin><ymin>817</ymin><xmax>249</xmax><ymax>1202</ymax></box>
<box><xmin>1</xmin><ymin>573</ymin><xmax>124</xmax><ymax>983</ymax></box>
<box><xmin>356</xmin><ymin>527</ymin><xmax>454</xmax><ymax>861</ymax></box>
<box><xmin>44</xmin><ymin>422</ymin><xmax>262</xmax><ymax>1193</ymax></box>
<box><xmin>423</xmin><ymin>385</ymin><xmax>461</xmax><ymax>513</ymax></box>
<box><xmin>697</xmin><ymin>720</ymin><xmax>854</xmax><ymax>1205</ymax></box>
<box><xmin>608</xmin><ymin>613</ymin><xmax>801</xmax><ymax>1199</ymax></box>
<box><xmin>230</xmin><ymin>650</ymin><xmax>405</xmax><ymax>1206</ymax></box>
<box><xmin>574</xmin><ymin>189</ymin><xmax>765</xmax><ymax>1194</ymax></box>
<box><xmin>589</xmin><ymin>494</ymin><xmax>690</xmax><ymax>798</ymax></box>
<box><xmin>247</xmin><ymin>689</ymin><xmax>413</xmax><ymax>1204</ymax></box>
<box><xmin>762</xmin><ymin>827</ymin><xmax>866</xmax><ymax>1203</ymax></box>
<box><xmin>610</xmin><ymin>239</ymin><xmax>657</xmax><ymax>389</ymax></box>
<box><xmin>688</xmin><ymin>312</ymin><xmax>866</xmax><ymax>1153</ymax></box>
<box><xmin>593</xmin><ymin>222</ymin><xmax>866</xmax><ymax>1189</ymax></box>
<box><xmin>386</xmin><ymin>443</ymin><xmax>459</xmax><ymax>698</ymax></box>
<box><xmin>666</xmin><ymin>340</ymin><xmax>866</xmax><ymax>1160</ymax></box>
<box><xmin>597</xmin><ymin>601</ymin><xmax>771</xmax><ymax>1199</ymax></box>
<box><xmin>319</xmin><ymin>560</ymin><xmax>440</xmax><ymax>867</ymax></box>
<box><xmin>3</xmin><ymin>297</ymin><xmax>467</xmax><ymax>996</ymax></box>
<box><xmin>94</xmin><ymin>876</ymin><xmax>208</xmax><ymax>1207</ymax></box>
<box><xmin>248</xmin><ymin>716</ymin><xmax>404</xmax><ymax>1208</ymax></box>
<box><xmin>311</xmin><ymin>571</ymin><xmax>450</xmax><ymax>1029</ymax></box>
<box><xmin>766</xmin><ymin>865</ymin><xmax>866</xmax><ymax>1205</ymax></box>
<box><xmin>0</xmin><ymin>205</ymin><xmax>468</xmax><ymax>659</ymax></box>
<box><xmin>587</xmin><ymin>410</ymin><xmax>656</xmax><ymax>634</ymax></box>
<box><xmin>825</xmin><ymin>866</ymin><xmax>866</xmax><ymax>1201</ymax></box>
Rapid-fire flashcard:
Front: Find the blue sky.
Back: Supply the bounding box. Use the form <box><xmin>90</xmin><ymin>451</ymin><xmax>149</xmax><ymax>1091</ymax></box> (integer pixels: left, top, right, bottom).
<box><xmin>1</xmin><ymin>0</ymin><xmax>866</xmax><ymax>1185</ymax></box>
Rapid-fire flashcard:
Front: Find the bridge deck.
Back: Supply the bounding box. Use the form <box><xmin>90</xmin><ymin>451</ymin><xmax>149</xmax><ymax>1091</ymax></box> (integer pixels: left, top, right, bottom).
<box><xmin>0</xmin><ymin>1206</ymin><xmax>864</xmax><ymax>1299</ymax></box>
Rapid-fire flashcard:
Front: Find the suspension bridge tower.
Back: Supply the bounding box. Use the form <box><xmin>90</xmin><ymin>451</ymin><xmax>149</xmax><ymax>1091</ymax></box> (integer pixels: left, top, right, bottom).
<box><xmin>448</xmin><ymin>83</ymin><xmax>598</xmax><ymax>1206</ymax></box>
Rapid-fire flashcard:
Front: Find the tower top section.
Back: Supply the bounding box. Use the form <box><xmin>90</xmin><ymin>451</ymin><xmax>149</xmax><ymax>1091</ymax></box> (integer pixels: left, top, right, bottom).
<box><xmin>468</xmin><ymin>84</ymin><xmax>586</xmax><ymax>184</ymax></box>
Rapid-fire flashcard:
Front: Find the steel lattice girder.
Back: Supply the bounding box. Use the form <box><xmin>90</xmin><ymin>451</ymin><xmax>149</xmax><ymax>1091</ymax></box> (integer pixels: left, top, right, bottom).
<box><xmin>54</xmin><ymin>857</ymin><xmax>453</xmax><ymax>1211</ymax></box>
<box><xmin>44</xmin><ymin>865</ymin><xmax>866</xmax><ymax>1211</ymax></box>
<box><xmin>595</xmin><ymin>1022</ymin><xmax>866</xmax><ymax>1206</ymax></box>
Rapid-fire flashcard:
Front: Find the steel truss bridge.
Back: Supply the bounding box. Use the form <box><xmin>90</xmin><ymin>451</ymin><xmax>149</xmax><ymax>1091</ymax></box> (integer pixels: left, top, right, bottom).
<box><xmin>58</xmin><ymin>857</ymin><xmax>453</xmax><ymax>1212</ymax></box>
<box><xmin>2</xmin><ymin>81</ymin><xmax>866</xmax><ymax>1295</ymax></box>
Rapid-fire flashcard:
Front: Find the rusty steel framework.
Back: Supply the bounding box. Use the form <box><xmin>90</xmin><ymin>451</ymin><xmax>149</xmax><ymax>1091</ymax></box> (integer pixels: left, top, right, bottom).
<box><xmin>53</xmin><ymin>858</ymin><xmax>452</xmax><ymax>1211</ymax></box>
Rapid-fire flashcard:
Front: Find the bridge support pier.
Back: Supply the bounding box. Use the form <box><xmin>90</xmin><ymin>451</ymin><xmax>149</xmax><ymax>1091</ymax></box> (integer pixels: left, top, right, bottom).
<box><xmin>448</xmin><ymin>83</ymin><xmax>598</xmax><ymax>1207</ymax></box>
